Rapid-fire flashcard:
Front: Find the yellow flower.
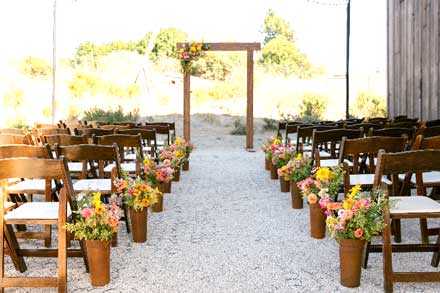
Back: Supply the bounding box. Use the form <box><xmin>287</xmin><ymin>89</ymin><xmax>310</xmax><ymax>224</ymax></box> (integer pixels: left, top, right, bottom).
<box><xmin>197</xmin><ymin>45</ymin><xmax>202</xmax><ymax>51</ymax></box>
<box><xmin>175</xmin><ymin>150</ymin><xmax>183</xmax><ymax>157</ymax></box>
<box><xmin>343</xmin><ymin>198</ymin><xmax>355</xmax><ymax>210</ymax></box>
<box><xmin>281</xmin><ymin>165</ymin><xmax>287</xmax><ymax>171</ymax></box>
<box><xmin>349</xmin><ymin>185</ymin><xmax>362</xmax><ymax>199</ymax></box>
<box><xmin>133</xmin><ymin>189</ymin><xmax>140</xmax><ymax>197</ymax></box>
<box><xmin>95</xmin><ymin>205</ymin><xmax>105</xmax><ymax>215</ymax></box>
<box><xmin>93</xmin><ymin>192</ymin><xmax>101</xmax><ymax>206</ymax></box>
<box><xmin>180</xmin><ymin>48</ymin><xmax>184</xmax><ymax>53</ymax></box>
<box><xmin>190</xmin><ymin>46</ymin><xmax>196</xmax><ymax>53</ymax></box>
<box><xmin>175</xmin><ymin>137</ymin><xmax>183</xmax><ymax>146</ymax></box>
<box><xmin>296</xmin><ymin>153</ymin><xmax>302</xmax><ymax>159</ymax></box>
<box><xmin>316</xmin><ymin>167</ymin><xmax>333</xmax><ymax>181</ymax></box>
<box><xmin>273</xmin><ymin>138</ymin><xmax>281</xmax><ymax>145</ymax></box>
<box><xmin>140</xmin><ymin>184</ymin><xmax>148</xmax><ymax>192</ymax></box>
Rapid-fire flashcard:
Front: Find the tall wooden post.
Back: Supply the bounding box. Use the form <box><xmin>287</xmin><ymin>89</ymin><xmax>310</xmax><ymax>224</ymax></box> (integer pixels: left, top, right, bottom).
<box><xmin>246</xmin><ymin>50</ymin><xmax>254</xmax><ymax>151</ymax></box>
<box><xmin>183</xmin><ymin>71</ymin><xmax>191</xmax><ymax>141</ymax></box>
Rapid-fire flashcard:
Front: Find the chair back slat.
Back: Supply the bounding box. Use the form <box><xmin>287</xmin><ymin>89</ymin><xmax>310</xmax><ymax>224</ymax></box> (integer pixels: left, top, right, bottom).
<box><xmin>0</xmin><ymin>134</ymin><xmax>33</xmax><ymax>145</ymax></box>
<box><xmin>0</xmin><ymin>144</ymin><xmax>53</xmax><ymax>159</ymax></box>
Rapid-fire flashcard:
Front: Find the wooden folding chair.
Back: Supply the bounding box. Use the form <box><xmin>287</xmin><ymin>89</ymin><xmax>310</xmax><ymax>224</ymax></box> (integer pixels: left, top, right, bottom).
<box><xmin>94</xmin><ymin>134</ymin><xmax>143</xmax><ymax>176</ymax></box>
<box><xmin>138</xmin><ymin>125</ymin><xmax>171</xmax><ymax>147</ymax></box>
<box><xmin>74</xmin><ymin>128</ymin><xmax>114</xmax><ymax>143</ymax></box>
<box><xmin>339</xmin><ymin>136</ymin><xmax>407</xmax><ymax>194</ymax></box>
<box><xmin>369</xmin><ymin>150</ymin><xmax>440</xmax><ymax>293</ymax></box>
<box><xmin>145</xmin><ymin>121</ymin><xmax>176</xmax><ymax>141</ymax></box>
<box><xmin>117</xmin><ymin>128</ymin><xmax>158</xmax><ymax>159</ymax></box>
<box><xmin>295</xmin><ymin>125</ymin><xmax>334</xmax><ymax>154</ymax></box>
<box><xmin>0</xmin><ymin>134</ymin><xmax>33</xmax><ymax>145</ymax></box>
<box><xmin>0</xmin><ymin>157</ymin><xmax>78</xmax><ymax>292</ymax></box>
<box><xmin>0</xmin><ymin>129</ymin><xmax>25</xmax><ymax>135</ymax></box>
<box><xmin>312</xmin><ymin>128</ymin><xmax>363</xmax><ymax>167</ymax></box>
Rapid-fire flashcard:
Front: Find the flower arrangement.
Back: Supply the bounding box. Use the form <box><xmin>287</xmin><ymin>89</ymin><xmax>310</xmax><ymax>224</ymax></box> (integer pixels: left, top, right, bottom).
<box><xmin>113</xmin><ymin>176</ymin><xmax>159</xmax><ymax>211</ymax></box>
<box><xmin>143</xmin><ymin>158</ymin><xmax>174</xmax><ymax>185</ymax></box>
<box><xmin>272</xmin><ymin>145</ymin><xmax>296</xmax><ymax>169</ymax></box>
<box><xmin>159</xmin><ymin>147</ymin><xmax>186</xmax><ymax>168</ymax></box>
<box><xmin>64</xmin><ymin>192</ymin><xmax>122</xmax><ymax>241</ymax></box>
<box><xmin>298</xmin><ymin>165</ymin><xmax>344</xmax><ymax>206</ymax></box>
<box><xmin>282</xmin><ymin>153</ymin><xmax>312</xmax><ymax>182</ymax></box>
<box><xmin>174</xmin><ymin>136</ymin><xmax>194</xmax><ymax>157</ymax></box>
<box><xmin>325</xmin><ymin>186</ymin><xmax>388</xmax><ymax>241</ymax></box>
<box><xmin>178</xmin><ymin>40</ymin><xmax>210</xmax><ymax>73</ymax></box>
<box><xmin>261</xmin><ymin>136</ymin><xmax>279</xmax><ymax>153</ymax></box>
<box><xmin>265</xmin><ymin>137</ymin><xmax>283</xmax><ymax>162</ymax></box>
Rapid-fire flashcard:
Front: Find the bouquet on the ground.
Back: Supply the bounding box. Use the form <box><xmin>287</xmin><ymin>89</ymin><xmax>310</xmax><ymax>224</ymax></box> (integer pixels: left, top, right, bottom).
<box><xmin>272</xmin><ymin>145</ymin><xmax>296</xmax><ymax>169</ymax></box>
<box><xmin>159</xmin><ymin>146</ymin><xmax>186</xmax><ymax>168</ymax></box>
<box><xmin>282</xmin><ymin>153</ymin><xmax>312</xmax><ymax>182</ymax></box>
<box><xmin>143</xmin><ymin>158</ymin><xmax>174</xmax><ymax>185</ymax></box>
<box><xmin>64</xmin><ymin>192</ymin><xmax>122</xmax><ymax>241</ymax></box>
<box><xmin>298</xmin><ymin>165</ymin><xmax>344</xmax><ymax>206</ymax></box>
<box><xmin>264</xmin><ymin>137</ymin><xmax>283</xmax><ymax>163</ymax></box>
<box><xmin>113</xmin><ymin>176</ymin><xmax>159</xmax><ymax>211</ymax></box>
<box><xmin>325</xmin><ymin>186</ymin><xmax>388</xmax><ymax>241</ymax></box>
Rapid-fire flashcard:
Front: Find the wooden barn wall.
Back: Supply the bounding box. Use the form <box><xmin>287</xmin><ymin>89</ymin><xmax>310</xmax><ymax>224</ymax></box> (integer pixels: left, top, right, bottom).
<box><xmin>388</xmin><ymin>0</ymin><xmax>440</xmax><ymax>120</ymax></box>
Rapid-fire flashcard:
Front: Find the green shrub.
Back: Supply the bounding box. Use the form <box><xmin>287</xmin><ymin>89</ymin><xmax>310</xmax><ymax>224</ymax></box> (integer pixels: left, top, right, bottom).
<box><xmin>20</xmin><ymin>56</ymin><xmax>52</xmax><ymax>78</ymax></box>
<box><xmin>82</xmin><ymin>106</ymin><xmax>140</xmax><ymax>123</ymax></box>
<box><xmin>3</xmin><ymin>85</ymin><xmax>25</xmax><ymax>109</ymax></box>
<box><xmin>298</xmin><ymin>92</ymin><xmax>327</xmax><ymax>122</ymax></box>
<box><xmin>354</xmin><ymin>92</ymin><xmax>387</xmax><ymax>118</ymax></box>
<box><xmin>193</xmin><ymin>82</ymin><xmax>245</xmax><ymax>105</ymax></box>
<box><xmin>230</xmin><ymin>118</ymin><xmax>246</xmax><ymax>135</ymax></box>
<box><xmin>263</xmin><ymin>118</ymin><xmax>277</xmax><ymax>130</ymax></box>
<box><xmin>191</xmin><ymin>53</ymin><xmax>234</xmax><ymax>81</ymax></box>
<box><xmin>68</xmin><ymin>72</ymin><xmax>105</xmax><ymax>98</ymax></box>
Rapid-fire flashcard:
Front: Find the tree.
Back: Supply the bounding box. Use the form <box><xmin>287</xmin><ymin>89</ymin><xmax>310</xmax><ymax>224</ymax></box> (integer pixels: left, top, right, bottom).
<box><xmin>260</xmin><ymin>9</ymin><xmax>319</xmax><ymax>78</ymax></box>
<box><xmin>151</xmin><ymin>27</ymin><xmax>187</xmax><ymax>59</ymax></box>
<box><xmin>262</xmin><ymin>9</ymin><xmax>295</xmax><ymax>44</ymax></box>
<box><xmin>354</xmin><ymin>92</ymin><xmax>387</xmax><ymax>118</ymax></box>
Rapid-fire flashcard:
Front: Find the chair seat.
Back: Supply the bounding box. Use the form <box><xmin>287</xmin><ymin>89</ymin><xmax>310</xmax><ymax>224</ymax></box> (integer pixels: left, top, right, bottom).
<box><xmin>398</xmin><ymin>171</ymin><xmax>440</xmax><ymax>186</ymax></box>
<box><xmin>390</xmin><ymin>196</ymin><xmax>440</xmax><ymax>214</ymax></box>
<box><xmin>73</xmin><ymin>179</ymin><xmax>111</xmax><ymax>194</ymax></box>
<box><xmin>7</xmin><ymin>178</ymin><xmax>21</xmax><ymax>185</ymax></box>
<box><xmin>319</xmin><ymin>159</ymin><xmax>339</xmax><ymax>167</ymax></box>
<box><xmin>349</xmin><ymin>174</ymin><xmax>392</xmax><ymax>186</ymax></box>
<box><xmin>125</xmin><ymin>149</ymin><xmax>152</xmax><ymax>161</ymax></box>
<box><xmin>67</xmin><ymin>162</ymin><xmax>90</xmax><ymax>173</ymax></box>
<box><xmin>4</xmin><ymin>202</ymin><xmax>71</xmax><ymax>221</ymax></box>
<box><xmin>8</xmin><ymin>179</ymin><xmax>56</xmax><ymax>194</ymax></box>
<box><xmin>104</xmin><ymin>163</ymin><xmax>136</xmax><ymax>173</ymax></box>
<box><xmin>157</xmin><ymin>140</ymin><xmax>167</xmax><ymax>146</ymax></box>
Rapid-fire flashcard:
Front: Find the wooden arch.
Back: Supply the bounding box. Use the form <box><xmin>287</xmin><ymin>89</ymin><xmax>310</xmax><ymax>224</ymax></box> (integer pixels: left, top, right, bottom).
<box><xmin>176</xmin><ymin>42</ymin><xmax>261</xmax><ymax>151</ymax></box>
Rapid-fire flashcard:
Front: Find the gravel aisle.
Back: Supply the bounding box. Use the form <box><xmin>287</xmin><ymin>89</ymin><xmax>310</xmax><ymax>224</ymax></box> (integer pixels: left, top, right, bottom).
<box><xmin>6</xmin><ymin>135</ymin><xmax>440</xmax><ymax>292</ymax></box>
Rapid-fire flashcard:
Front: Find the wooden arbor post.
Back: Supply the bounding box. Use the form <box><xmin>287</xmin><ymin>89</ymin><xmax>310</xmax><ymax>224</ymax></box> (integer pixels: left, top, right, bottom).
<box><xmin>177</xmin><ymin>42</ymin><xmax>261</xmax><ymax>151</ymax></box>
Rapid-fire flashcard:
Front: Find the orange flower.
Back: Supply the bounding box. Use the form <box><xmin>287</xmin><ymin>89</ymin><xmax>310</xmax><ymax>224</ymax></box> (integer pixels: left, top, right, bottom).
<box><xmin>140</xmin><ymin>184</ymin><xmax>148</xmax><ymax>192</ymax></box>
<box><xmin>327</xmin><ymin>202</ymin><xmax>343</xmax><ymax>210</ymax></box>
<box><xmin>133</xmin><ymin>189</ymin><xmax>140</xmax><ymax>197</ymax></box>
<box><xmin>141</xmin><ymin>198</ymin><xmax>149</xmax><ymax>207</ymax></box>
<box><xmin>308</xmin><ymin>193</ymin><xmax>318</xmax><ymax>204</ymax></box>
<box><xmin>95</xmin><ymin>205</ymin><xmax>105</xmax><ymax>215</ymax></box>
<box><xmin>354</xmin><ymin>228</ymin><xmax>363</xmax><ymax>238</ymax></box>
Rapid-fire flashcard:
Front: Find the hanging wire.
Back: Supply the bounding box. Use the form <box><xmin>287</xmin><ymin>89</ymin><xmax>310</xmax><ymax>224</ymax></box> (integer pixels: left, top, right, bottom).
<box><xmin>304</xmin><ymin>0</ymin><xmax>350</xmax><ymax>7</ymax></box>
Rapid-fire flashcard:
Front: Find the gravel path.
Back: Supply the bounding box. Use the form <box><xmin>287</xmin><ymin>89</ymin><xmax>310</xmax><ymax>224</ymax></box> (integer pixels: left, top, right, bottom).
<box><xmin>5</xmin><ymin>133</ymin><xmax>440</xmax><ymax>292</ymax></box>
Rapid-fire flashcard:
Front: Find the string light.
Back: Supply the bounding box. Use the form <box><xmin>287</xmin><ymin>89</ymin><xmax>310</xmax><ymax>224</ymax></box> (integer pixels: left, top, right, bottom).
<box><xmin>304</xmin><ymin>0</ymin><xmax>351</xmax><ymax>7</ymax></box>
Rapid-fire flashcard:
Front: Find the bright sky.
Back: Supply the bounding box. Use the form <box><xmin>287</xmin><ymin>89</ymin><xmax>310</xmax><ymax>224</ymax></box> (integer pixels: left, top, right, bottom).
<box><xmin>0</xmin><ymin>0</ymin><xmax>386</xmax><ymax>74</ymax></box>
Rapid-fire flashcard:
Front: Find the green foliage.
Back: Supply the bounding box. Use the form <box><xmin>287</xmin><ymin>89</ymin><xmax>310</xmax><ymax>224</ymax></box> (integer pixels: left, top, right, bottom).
<box><xmin>262</xmin><ymin>9</ymin><xmax>295</xmax><ymax>44</ymax></box>
<box><xmin>260</xmin><ymin>10</ymin><xmax>318</xmax><ymax>78</ymax></box>
<box><xmin>83</xmin><ymin>106</ymin><xmax>140</xmax><ymax>123</ymax></box>
<box><xmin>261</xmin><ymin>36</ymin><xmax>313</xmax><ymax>77</ymax></box>
<box><xmin>151</xmin><ymin>28</ymin><xmax>187</xmax><ymax>59</ymax></box>
<box><xmin>230</xmin><ymin>118</ymin><xmax>246</xmax><ymax>135</ymax></box>
<box><xmin>263</xmin><ymin>118</ymin><xmax>277</xmax><ymax>130</ymax></box>
<box><xmin>108</xmin><ymin>83</ymin><xmax>141</xmax><ymax>99</ymax></box>
<box><xmin>73</xmin><ymin>33</ymin><xmax>152</xmax><ymax>67</ymax></box>
<box><xmin>3</xmin><ymin>85</ymin><xmax>25</xmax><ymax>109</ymax></box>
<box><xmin>191</xmin><ymin>52</ymin><xmax>234</xmax><ymax>81</ymax></box>
<box><xmin>298</xmin><ymin>92</ymin><xmax>327</xmax><ymax>122</ymax></box>
<box><xmin>20</xmin><ymin>56</ymin><xmax>52</xmax><ymax>78</ymax></box>
<box><xmin>193</xmin><ymin>82</ymin><xmax>244</xmax><ymax>103</ymax></box>
<box><xmin>354</xmin><ymin>91</ymin><xmax>387</xmax><ymax>118</ymax></box>
<box><xmin>68</xmin><ymin>73</ymin><xmax>105</xmax><ymax>98</ymax></box>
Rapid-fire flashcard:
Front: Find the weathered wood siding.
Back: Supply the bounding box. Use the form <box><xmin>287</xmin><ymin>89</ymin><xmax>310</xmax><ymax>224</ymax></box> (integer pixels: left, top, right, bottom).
<box><xmin>388</xmin><ymin>0</ymin><xmax>440</xmax><ymax>120</ymax></box>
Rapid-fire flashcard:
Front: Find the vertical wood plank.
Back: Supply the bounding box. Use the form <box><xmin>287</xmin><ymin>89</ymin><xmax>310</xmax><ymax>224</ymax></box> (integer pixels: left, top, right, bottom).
<box><xmin>183</xmin><ymin>72</ymin><xmax>191</xmax><ymax>141</ymax></box>
<box><xmin>414</xmin><ymin>0</ymin><xmax>422</xmax><ymax>119</ymax></box>
<box><xmin>387</xmin><ymin>0</ymin><xmax>394</xmax><ymax>118</ymax></box>
<box><xmin>422</xmin><ymin>0</ymin><xmax>430</xmax><ymax>120</ymax></box>
<box><xmin>246</xmin><ymin>50</ymin><xmax>254</xmax><ymax>151</ymax></box>
<box><xmin>394</xmin><ymin>0</ymin><xmax>401</xmax><ymax>116</ymax></box>
<box><xmin>430</xmin><ymin>0</ymin><xmax>438</xmax><ymax>119</ymax></box>
<box><xmin>400</xmin><ymin>0</ymin><xmax>407</xmax><ymax>116</ymax></box>
<box><xmin>406</xmin><ymin>0</ymin><xmax>414</xmax><ymax>118</ymax></box>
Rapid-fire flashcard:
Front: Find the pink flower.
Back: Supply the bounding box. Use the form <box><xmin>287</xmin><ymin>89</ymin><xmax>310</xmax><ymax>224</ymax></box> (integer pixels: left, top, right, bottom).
<box><xmin>80</xmin><ymin>208</ymin><xmax>93</xmax><ymax>219</ymax></box>
<box><xmin>354</xmin><ymin>228</ymin><xmax>363</xmax><ymax>238</ymax></box>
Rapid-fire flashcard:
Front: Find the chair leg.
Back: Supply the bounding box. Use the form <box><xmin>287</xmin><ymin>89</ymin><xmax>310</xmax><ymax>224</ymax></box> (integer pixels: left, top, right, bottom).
<box><xmin>383</xmin><ymin>210</ymin><xmax>394</xmax><ymax>293</ymax></box>
<box><xmin>392</xmin><ymin>219</ymin><xmax>402</xmax><ymax>243</ymax></box>
<box><xmin>123</xmin><ymin>203</ymin><xmax>131</xmax><ymax>233</ymax></box>
<box><xmin>431</xmin><ymin>232</ymin><xmax>440</xmax><ymax>267</ymax></box>
<box><xmin>4</xmin><ymin>225</ymin><xmax>26</xmax><ymax>273</ymax></box>
<box><xmin>79</xmin><ymin>239</ymin><xmax>90</xmax><ymax>273</ymax></box>
<box><xmin>362</xmin><ymin>241</ymin><xmax>370</xmax><ymax>269</ymax></box>
<box><xmin>420</xmin><ymin>218</ymin><xmax>429</xmax><ymax>244</ymax></box>
<box><xmin>57</xmin><ymin>227</ymin><xmax>67</xmax><ymax>293</ymax></box>
<box><xmin>45</xmin><ymin>224</ymin><xmax>52</xmax><ymax>248</ymax></box>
